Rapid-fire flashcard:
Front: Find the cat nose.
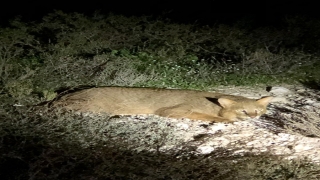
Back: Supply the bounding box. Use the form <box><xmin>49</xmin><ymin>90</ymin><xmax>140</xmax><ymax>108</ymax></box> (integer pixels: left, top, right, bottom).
<box><xmin>248</xmin><ymin>114</ymin><xmax>257</xmax><ymax>118</ymax></box>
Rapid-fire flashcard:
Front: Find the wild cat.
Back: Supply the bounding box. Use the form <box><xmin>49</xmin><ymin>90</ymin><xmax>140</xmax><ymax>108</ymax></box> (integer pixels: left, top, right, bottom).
<box><xmin>52</xmin><ymin>87</ymin><xmax>273</xmax><ymax>123</ymax></box>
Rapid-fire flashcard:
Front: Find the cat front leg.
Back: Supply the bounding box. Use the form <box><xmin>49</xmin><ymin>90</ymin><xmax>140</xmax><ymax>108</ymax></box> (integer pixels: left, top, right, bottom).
<box><xmin>155</xmin><ymin>107</ymin><xmax>234</xmax><ymax>123</ymax></box>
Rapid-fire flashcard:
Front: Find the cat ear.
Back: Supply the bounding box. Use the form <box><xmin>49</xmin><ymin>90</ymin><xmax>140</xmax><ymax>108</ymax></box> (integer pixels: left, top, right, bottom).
<box><xmin>218</xmin><ymin>98</ymin><xmax>236</xmax><ymax>108</ymax></box>
<box><xmin>256</xmin><ymin>96</ymin><xmax>273</xmax><ymax>106</ymax></box>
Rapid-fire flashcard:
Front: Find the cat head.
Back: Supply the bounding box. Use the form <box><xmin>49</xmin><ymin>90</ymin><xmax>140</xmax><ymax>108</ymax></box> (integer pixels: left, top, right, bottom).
<box><xmin>218</xmin><ymin>96</ymin><xmax>273</xmax><ymax>121</ymax></box>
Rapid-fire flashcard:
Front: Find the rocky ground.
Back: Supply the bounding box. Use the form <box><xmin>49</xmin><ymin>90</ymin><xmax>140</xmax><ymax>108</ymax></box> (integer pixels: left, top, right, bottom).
<box><xmin>92</xmin><ymin>85</ymin><xmax>320</xmax><ymax>164</ymax></box>
<box><xmin>45</xmin><ymin>84</ymin><xmax>320</xmax><ymax>166</ymax></box>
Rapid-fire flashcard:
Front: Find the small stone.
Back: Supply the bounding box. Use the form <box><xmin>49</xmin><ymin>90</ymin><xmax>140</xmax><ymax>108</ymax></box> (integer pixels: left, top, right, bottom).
<box><xmin>294</xmin><ymin>144</ymin><xmax>314</xmax><ymax>152</ymax></box>
<box><xmin>176</xmin><ymin>123</ymin><xmax>189</xmax><ymax>130</ymax></box>
<box><xmin>269</xmin><ymin>87</ymin><xmax>292</xmax><ymax>96</ymax></box>
<box><xmin>209</xmin><ymin>123</ymin><xmax>228</xmax><ymax>133</ymax></box>
<box><xmin>303</xmin><ymin>98</ymin><xmax>316</xmax><ymax>104</ymax></box>
<box><xmin>313</xmin><ymin>103</ymin><xmax>320</xmax><ymax>107</ymax></box>
<box><xmin>296</xmin><ymin>89</ymin><xmax>306</xmax><ymax>93</ymax></box>
<box><xmin>197</xmin><ymin>146</ymin><xmax>215</xmax><ymax>154</ymax></box>
<box><xmin>270</xmin><ymin>97</ymin><xmax>289</xmax><ymax>104</ymax></box>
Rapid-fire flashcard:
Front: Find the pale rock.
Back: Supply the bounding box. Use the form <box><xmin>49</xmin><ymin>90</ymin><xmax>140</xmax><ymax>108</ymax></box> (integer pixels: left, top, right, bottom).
<box><xmin>272</xmin><ymin>146</ymin><xmax>292</xmax><ymax>155</ymax></box>
<box><xmin>313</xmin><ymin>103</ymin><xmax>320</xmax><ymax>107</ymax></box>
<box><xmin>233</xmin><ymin>149</ymin><xmax>246</xmax><ymax>154</ymax></box>
<box><xmin>269</xmin><ymin>86</ymin><xmax>292</xmax><ymax>96</ymax></box>
<box><xmin>277</xmin><ymin>133</ymin><xmax>295</xmax><ymax>142</ymax></box>
<box><xmin>211</xmin><ymin>137</ymin><xmax>231</xmax><ymax>146</ymax></box>
<box><xmin>197</xmin><ymin>146</ymin><xmax>215</xmax><ymax>154</ymax></box>
<box><xmin>296</xmin><ymin>88</ymin><xmax>306</xmax><ymax>93</ymax></box>
<box><xmin>294</xmin><ymin>144</ymin><xmax>314</xmax><ymax>152</ymax></box>
<box><xmin>303</xmin><ymin>98</ymin><xmax>316</xmax><ymax>104</ymax></box>
<box><xmin>270</xmin><ymin>97</ymin><xmax>290</xmax><ymax>104</ymax></box>
<box><xmin>209</xmin><ymin>123</ymin><xmax>228</xmax><ymax>133</ymax></box>
<box><xmin>176</xmin><ymin>123</ymin><xmax>189</xmax><ymax>130</ymax></box>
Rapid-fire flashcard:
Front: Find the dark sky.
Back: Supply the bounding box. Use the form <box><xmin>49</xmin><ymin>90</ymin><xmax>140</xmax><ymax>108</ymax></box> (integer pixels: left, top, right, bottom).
<box><xmin>1</xmin><ymin>0</ymin><xmax>319</xmax><ymax>26</ymax></box>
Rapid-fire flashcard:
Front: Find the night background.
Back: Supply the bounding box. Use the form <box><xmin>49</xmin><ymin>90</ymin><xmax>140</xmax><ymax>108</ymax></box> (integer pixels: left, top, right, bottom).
<box><xmin>1</xmin><ymin>0</ymin><xmax>320</xmax><ymax>25</ymax></box>
<box><xmin>1</xmin><ymin>1</ymin><xmax>320</xmax><ymax>179</ymax></box>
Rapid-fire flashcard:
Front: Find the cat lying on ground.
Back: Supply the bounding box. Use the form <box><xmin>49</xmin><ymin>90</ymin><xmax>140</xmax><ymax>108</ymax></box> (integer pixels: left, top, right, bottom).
<box><xmin>52</xmin><ymin>87</ymin><xmax>273</xmax><ymax>123</ymax></box>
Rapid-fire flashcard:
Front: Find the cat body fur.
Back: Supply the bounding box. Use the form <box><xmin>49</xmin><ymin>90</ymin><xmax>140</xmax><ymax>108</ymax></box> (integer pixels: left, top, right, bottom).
<box><xmin>52</xmin><ymin>87</ymin><xmax>273</xmax><ymax>123</ymax></box>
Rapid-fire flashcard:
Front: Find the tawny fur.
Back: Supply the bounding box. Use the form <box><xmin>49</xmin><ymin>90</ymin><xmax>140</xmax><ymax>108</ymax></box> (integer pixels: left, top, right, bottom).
<box><xmin>52</xmin><ymin>87</ymin><xmax>273</xmax><ymax>123</ymax></box>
